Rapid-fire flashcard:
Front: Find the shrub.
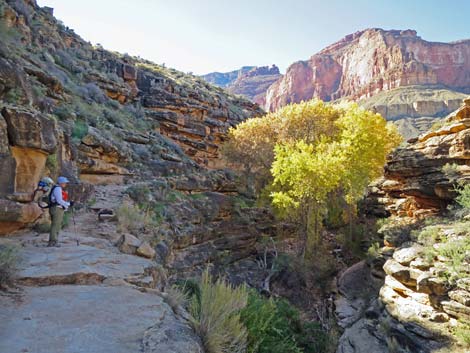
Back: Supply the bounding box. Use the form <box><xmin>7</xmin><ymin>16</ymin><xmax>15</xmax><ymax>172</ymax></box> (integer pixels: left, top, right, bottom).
<box><xmin>455</xmin><ymin>182</ymin><xmax>470</xmax><ymax>209</ymax></box>
<box><xmin>241</xmin><ymin>293</ymin><xmax>329</xmax><ymax>353</ymax></box>
<box><xmin>0</xmin><ymin>244</ymin><xmax>20</xmax><ymax>287</ymax></box>
<box><xmin>116</xmin><ymin>201</ymin><xmax>149</xmax><ymax>234</ymax></box>
<box><xmin>46</xmin><ymin>153</ymin><xmax>59</xmax><ymax>174</ymax></box>
<box><xmin>4</xmin><ymin>87</ymin><xmax>23</xmax><ymax>103</ymax></box>
<box><xmin>442</xmin><ymin>163</ymin><xmax>459</xmax><ymax>179</ymax></box>
<box><xmin>430</xmin><ymin>119</ymin><xmax>445</xmax><ymax>131</ymax></box>
<box><xmin>71</xmin><ymin>120</ymin><xmax>89</xmax><ymax>140</ymax></box>
<box><xmin>189</xmin><ymin>270</ymin><xmax>248</xmax><ymax>353</ymax></box>
<box><xmin>436</xmin><ymin>237</ymin><xmax>470</xmax><ymax>284</ymax></box>
<box><xmin>83</xmin><ymin>83</ymin><xmax>107</xmax><ymax>104</ymax></box>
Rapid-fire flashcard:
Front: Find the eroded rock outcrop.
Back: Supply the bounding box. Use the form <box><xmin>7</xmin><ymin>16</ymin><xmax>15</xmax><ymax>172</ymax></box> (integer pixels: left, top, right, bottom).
<box><xmin>266</xmin><ymin>29</ymin><xmax>470</xmax><ymax>112</ymax></box>
<box><xmin>366</xmin><ymin>98</ymin><xmax>470</xmax><ymax>220</ymax></box>
<box><xmin>0</xmin><ymin>0</ymin><xmax>262</xmax><ymax>232</ymax></box>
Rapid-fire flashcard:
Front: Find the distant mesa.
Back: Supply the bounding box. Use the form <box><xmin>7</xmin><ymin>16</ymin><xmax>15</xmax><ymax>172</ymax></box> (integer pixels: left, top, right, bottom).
<box><xmin>201</xmin><ymin>65</ymin><xmax>282</xmax><ymax>105</ymax></box>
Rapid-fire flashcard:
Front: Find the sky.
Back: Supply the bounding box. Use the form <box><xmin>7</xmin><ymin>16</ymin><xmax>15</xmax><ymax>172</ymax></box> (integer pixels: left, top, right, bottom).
<box><xmin>37</xmin><ymin>0</ymin><xmax>470</xmax><ymax>75</ymax></box>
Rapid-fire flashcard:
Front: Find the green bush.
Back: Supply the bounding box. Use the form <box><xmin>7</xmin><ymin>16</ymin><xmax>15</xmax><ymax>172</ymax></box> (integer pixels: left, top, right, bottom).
<box><xmin>442</xmin><ymin>163</ymin><xmax>459</xmax><ymax>179</ymax></box>
<box><xmin>46</xmin><ymin>153</ymin><xmax>59</xmax><ymax>174</ymax></box>
<box><xmin>455</xmin><ymin>182</ymin><xmax>470</xmax><ymax>209</ymax></box>
<box><xmin>0</xmin><ymin>244</ymin><xmax>20</xmax><ymax>287</ymax></box>
<box><xmin>189</xmin><ymin>270</ymin><xmax>248</xmax><ymax>353</ymax></box>
<box><xmin>241</xmin><ymin>292</ymin><xmax>329</xmax><ymax>353</ymax></box>
<box><xmin>71</xmin><ymin>120</ymin><xmax>89</xmax><ymax>140</ymax></box>
<box><xmin>436</xmin><ymin>237</ymin><xmax>470</xmax><ymax>284</ymax></box>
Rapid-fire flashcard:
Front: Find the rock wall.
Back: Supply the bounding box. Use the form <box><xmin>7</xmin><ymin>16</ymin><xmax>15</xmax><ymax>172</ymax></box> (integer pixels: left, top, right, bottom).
<box><xmin>339</xmin><ymin>99</ymin><xmax>470</xmax><ymax>353</ymax></box>
<box><xmin>366</xmin><ymin>98</ymin><xmax>470</xmax><ymax>220</ymax></box>
<box><xmin>266</xmin><ymin>29</ymin><xmax>470</xmax><ymax>111</ymax></box>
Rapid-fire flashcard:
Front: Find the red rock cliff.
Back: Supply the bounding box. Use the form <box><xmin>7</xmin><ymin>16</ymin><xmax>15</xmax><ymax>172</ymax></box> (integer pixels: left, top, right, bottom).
<box><xmin>266</xmin><ymin>29</ymin><xmax>470</xmax><ymax>111</ymax></box>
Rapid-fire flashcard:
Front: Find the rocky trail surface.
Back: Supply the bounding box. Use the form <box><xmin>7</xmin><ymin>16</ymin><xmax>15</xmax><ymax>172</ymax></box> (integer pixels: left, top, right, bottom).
<box><xmin>0</xmin><ymin>184</ymin><xmax>203</xmax><ymax>353</ymax></box>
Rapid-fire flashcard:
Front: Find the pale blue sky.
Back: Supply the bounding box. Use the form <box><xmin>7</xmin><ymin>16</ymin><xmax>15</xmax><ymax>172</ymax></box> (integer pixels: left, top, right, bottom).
<box><xmin>37</xmin><ymin>0</ymin><xmax>470</xmax><ymax>75</ymax></box>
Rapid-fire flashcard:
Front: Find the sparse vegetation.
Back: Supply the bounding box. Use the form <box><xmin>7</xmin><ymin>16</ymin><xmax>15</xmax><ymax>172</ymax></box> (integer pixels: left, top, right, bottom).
<box><xmin>442</xmin><ymin>163</ymin><xmax>459</xmax><ymax>179</ymax></box>
<box><xmin>455</xmin><ymin>182</ymin><xmax>470</xmax><ymax>209</ymax></box>
<box><xmin>46</xmin><ymin>153</ymin><xmax>59</xmax><ymax>174</ymax></box>
<box><xmin>453</xmin><ymin>320</ymin><xmax>470</xmax><ymax>348</ymax></box>
<box><xmin>412</xmin><ymin>220</ymin><xmax>470</xmax><ymax>284</ymax></box>
<box><xmin>163</xmin><ymin>285</ymin><xmax>188</xmax><ymax>315</ymax></box>
<box><xmin>116</xmin><ymin>201</ymin><xmax>149</xmax><ymax>234</ymax></box>
<box><xmin>0</xmin><ymin>244</ymin><xmax>20</xmax><ymax>287</ymax></box>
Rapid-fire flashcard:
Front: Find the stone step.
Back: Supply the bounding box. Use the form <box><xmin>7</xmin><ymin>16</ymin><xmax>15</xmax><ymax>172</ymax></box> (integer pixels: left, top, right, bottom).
<box><xmin>0</xmin><ymin>285</ymin><xmax>202</xmax><ymax>353</ymax></box>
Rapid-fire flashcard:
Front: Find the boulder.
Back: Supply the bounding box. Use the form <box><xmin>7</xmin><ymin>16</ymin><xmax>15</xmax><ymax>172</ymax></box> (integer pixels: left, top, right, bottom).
<box><xmin>393</xmin><ymin>244</ymin><xmax>423</xmax><ymax>265</ymax></box>
<box><xmin>117</xmin><ymin>233</ymin><xmax>141</xmax><ymax>254</ymax></box>
<box><xmin>383</xmin><ymin>259</ymin><xmax>415</xmax><ymax>287</ymax></box>
<box><xmin>136</xmin><ymin>242</ymin><xmax>156</xmax><ymax>259</ymax></box>
<box><xmin>0</xmin><ymin>199</ymin><xmax>42</xmax><ymax>235</ymax></box>
<box><xmin>416</xmin><ymin>274</ymin><xmax>448</xmax><ymax>296</ymax></box>
<box><xmin>1</xmin><ymin>106</ymin><xmax>57</xmax><ymax>153</ymax></box>
<box><xmin>448</xmin><ymin>289</ymin><xmax>470</xmax><ymax>307</ymax></box>
<box><xmin>441</xmin><ymin>300</ymin><xmax>470</xmax><ymax>320</ymax></box>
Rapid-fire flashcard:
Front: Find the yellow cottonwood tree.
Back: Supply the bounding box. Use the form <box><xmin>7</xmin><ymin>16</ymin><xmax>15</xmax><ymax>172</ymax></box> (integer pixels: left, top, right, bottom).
<box><xmin>223</xmin><ymin>99</ymin><xmax>401</xmax><ymax>255</ymax></box>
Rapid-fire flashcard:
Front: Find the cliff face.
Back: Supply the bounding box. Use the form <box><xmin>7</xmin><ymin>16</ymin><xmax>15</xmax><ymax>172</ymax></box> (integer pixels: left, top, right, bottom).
<box><xmin>337</xmin><ymin>99</ymin><xmax>470</xmax><ymax>353</ymax></box>
<box><xmin>227</xmin><ymin>65</ymin><xmax>281</xmax><ymax>106</ymax></box>
<box><xmin>202</xmin><ymin>65</ymin><xmax>281</xmax><ymax>106</ymax></box>
<box><xmin>200</xmin><ymin>66</ymin><xmax>255</xmax><ymax>87</ymax></box>
<box><xmin>367</xmin><ymin>98</ymin><xmax>470</xmax><ymax>221</ymax></box>
<box><xmin>266</xmin><ymin>29</ymin><xmax>470</xmax><ymax>112</ymax></box>
<box><xmin>0</xmin><ymin>0</ymin><xmax>262</xmax><ymax>233</ymax></box>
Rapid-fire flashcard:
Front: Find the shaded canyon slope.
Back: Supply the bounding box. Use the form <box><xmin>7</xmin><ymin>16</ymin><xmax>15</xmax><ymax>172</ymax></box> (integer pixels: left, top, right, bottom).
<box><xmin>0</xmin><ymin>0</ymin><xmax>263</xmax><ymax>234</ymax></box>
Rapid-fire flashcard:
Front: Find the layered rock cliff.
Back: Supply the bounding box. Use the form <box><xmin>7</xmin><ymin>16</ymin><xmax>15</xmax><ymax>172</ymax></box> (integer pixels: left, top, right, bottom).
<box><xmin>200</xmin><ymin>66</ymin><xmax>255</xmax><ymax>87</ymax></box>
<box><xmin>264</xmin><ymin>29</ymin><xmax>469</xmax><ymax>138</ymax></box>
<box><xmin>226</xmin><ymin>65</ymin><xmax>281</xmax><ymax>106</ymax></box>
<box><xmin>266</xmin><ymin>29</ymin><xmax>470</xmax><ymax>111</ymax></box>
<box><xmin>202</xmin><ymin>65</ymin><xmax>281</xmax><ymax>106</ymax></box>
<box><xmin>0</xmin><ymin>0</ymin><xmax>262</xmax><ymax>234</ymax></box>
<box><xmin>367</xmin><ymin>98</ymin><xmax>470</xmax><ymax>222</ymax></box>
<box><xmin>336</xmin><ymin>98</ymin><xmax>470</xmax><ymax>353</ymax></box>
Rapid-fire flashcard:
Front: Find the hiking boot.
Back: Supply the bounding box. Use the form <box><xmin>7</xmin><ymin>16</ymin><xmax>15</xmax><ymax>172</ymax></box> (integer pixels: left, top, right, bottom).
<box><xmin>47</xmin><ymin>241</ymin><xmax>55</xmax><ymax>247</ymax></box>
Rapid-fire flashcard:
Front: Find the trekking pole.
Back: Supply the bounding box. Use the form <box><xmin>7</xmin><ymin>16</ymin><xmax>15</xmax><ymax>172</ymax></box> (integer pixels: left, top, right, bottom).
<box><xmin>71</xmin><ymin>206</ymin><xmax>79</xmax><ymax>246</ymax></box>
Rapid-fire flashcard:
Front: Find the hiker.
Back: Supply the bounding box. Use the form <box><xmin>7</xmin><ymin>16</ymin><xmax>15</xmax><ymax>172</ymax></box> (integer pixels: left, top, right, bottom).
<box><xmin>48</xmin><ymin>176</ymin><xmax>74</xmax><ymax>247</ymax></box>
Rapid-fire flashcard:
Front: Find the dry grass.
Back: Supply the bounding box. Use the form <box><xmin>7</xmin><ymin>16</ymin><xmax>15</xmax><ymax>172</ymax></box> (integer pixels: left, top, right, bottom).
<box><xmin>189</xmin><ymin>270</ymin><xmax>248</xmax><ymax>353</ymax></box>
<box><xmin>116</xmin><ymin>201</ymin><xmax>149</xmax><ymax>234</ymax></box>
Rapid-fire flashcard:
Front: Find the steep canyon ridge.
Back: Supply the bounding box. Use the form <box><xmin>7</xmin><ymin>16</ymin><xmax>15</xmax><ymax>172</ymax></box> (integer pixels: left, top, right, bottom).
<box><xmin>0</xmin><ymin>1</ymin><xmax>469</xmax><ymax>353</ymax></box>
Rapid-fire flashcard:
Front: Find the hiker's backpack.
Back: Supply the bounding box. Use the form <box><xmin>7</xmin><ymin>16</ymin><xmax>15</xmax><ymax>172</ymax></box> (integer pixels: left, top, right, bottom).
<box><xmin>33</xmin><ymin>177</ymin><xmax>54</xmax><ymax>208</ymax></box>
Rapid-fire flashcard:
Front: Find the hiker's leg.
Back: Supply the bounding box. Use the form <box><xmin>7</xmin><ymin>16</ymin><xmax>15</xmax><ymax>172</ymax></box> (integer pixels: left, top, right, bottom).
<box><xmin>49</xmin><ymin>207</ymin><xmax>64</xmax><ymax>244</ymax></box>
